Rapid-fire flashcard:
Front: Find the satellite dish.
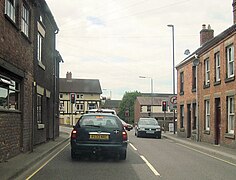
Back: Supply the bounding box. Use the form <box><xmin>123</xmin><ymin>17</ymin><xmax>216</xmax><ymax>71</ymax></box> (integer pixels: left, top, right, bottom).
<box><xmin>193</xmin><ymin>58</ymin><xmax>200</xmax><ymax>66</ymax></box>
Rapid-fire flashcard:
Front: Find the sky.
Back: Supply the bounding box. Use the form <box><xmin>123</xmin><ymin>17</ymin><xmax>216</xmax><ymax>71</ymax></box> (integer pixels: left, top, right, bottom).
<box><xmin>46</xmin><ymin>0</ymin><xmax>233</xmax><ymax>100</ymax></box>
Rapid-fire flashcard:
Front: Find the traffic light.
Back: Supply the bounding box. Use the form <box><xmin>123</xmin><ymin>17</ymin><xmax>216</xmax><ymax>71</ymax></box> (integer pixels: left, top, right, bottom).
<box><xmin>70</xmin><ymin>93</ymin><xmax>76</xmax><ymax>104</ymax></box>
<box><xmin>162</xmin><ymin>101</ymin><xmax>167</xmax><ymax>112</ymax></box>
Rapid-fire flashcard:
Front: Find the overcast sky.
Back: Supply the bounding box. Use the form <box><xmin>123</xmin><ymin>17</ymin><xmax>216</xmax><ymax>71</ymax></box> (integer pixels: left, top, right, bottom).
<box><xmin>46</xmin><ymin>0</ymin><xmax>233</xmax><ymax>100</ymax></box>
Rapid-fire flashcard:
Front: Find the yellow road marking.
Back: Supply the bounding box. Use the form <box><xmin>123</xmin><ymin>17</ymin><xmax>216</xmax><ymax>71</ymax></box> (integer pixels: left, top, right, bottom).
<box><xmin>26</xmin><ymin>142</ymin><xmax>70</xmax><ymax>180</ymax></box>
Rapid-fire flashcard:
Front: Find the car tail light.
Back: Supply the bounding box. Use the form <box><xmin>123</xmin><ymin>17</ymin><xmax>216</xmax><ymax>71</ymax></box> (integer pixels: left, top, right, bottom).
<box><xmin>71</xmin><ymin>129</ymin><xmax>77</xmax><ymax>139</ymax></box>
<box><xmin>122</xmin><ymin>131</ymin><xmax>127</xmax><ymax>141</ymax></box>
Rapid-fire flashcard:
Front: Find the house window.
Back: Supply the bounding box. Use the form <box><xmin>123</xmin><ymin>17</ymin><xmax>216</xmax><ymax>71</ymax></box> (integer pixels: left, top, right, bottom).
<box><xmin>76</xmin><ymin>103</ymin><xmax>84</xmax><ymax>111</ymax></box>
<box><xmin>214</xmin><ymin>52</ymin><xmax>220</xmax><ymax>82</ymax></box>
<box><xmin>59</xmin><ymin>101</ymin><xmax>64</xmax><ymax>112</ymax></box>
<box><xmin>205</xmin><ymin>100</ymin><xmax>210</xmax><ymax>131</ymax></box>
<box><xmin>180</xmin><ymin>72</ymin><xmax>184</xmax><ymax>94</ymax></box>
<box><xmin>59</xmin><ymin>94</ymin><xmax>63</xmax><ymax>99</ymax></box>
<box><xmin>37</xmin><ymin>32</ymin><xmax>43</xmax><ymax>62</ymax></box>
<box><xmin>180</xmin><ymin>105</ymin><xmax>184</xmax><ymax>128</ymax></box>
<box><xmin>226</xmin><ymin>45</ymin><xmax>234</xmax><ymax>78</ymax></box>
<box><xmin>0</xmin><ymin>75</ymin><xmax>20</xmax><ymax>110</ymax></box>
<box><xmin>227</xmin><ymin>96</ymin><xmax>235</xmax><ymax>134</ymax></box>
<box><xmin>21</xmin><ymin>3</ymin><xmax>30</xmax><ymax>37</ymax></box>
<box><xmin>147</xmin><ymin>105</ymin><xmax>151</xmax><ymax>112</ymax></box>
<box><xmin>5</xmin><ymin>0</ymin><xmax>16</xmax><ymax>23</ymax></box>
<box><xmin>192</xmin><ymin>66</ymin><xmax>196</xmax><ymax>90</ymax></box>
<box><xmin>88</xmin><ymin>103</ymin><xmax>96</xmax><ymax>110</ymax></box>
<box><xmin>37</xmin><ymin>94</ymin><xmax>42</xmax><ymax>123</ymax></box>
<box><xmin>205</xmin><ymin>58</ymin><xmax>210</xmax><ymax>85</ymax></box>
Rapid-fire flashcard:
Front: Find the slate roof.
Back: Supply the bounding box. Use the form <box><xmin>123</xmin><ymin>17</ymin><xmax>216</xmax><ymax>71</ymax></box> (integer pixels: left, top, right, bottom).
<box><xmin>176</xmin><ymin>23</ymin><xmax>236</xmax><ymax>68</ymax></box>
<box><xmin>103</xmin><ymin>100</ymin><xmax>121</xmax><ymax>108</ymax></box>
<box><xmin>59</xmin><ymin>78</ymin><xmax>102</xmax><ymax>94</ymax></box>
<box><xmin>137</xmin><ymin>96</ymin><xmax>170</xmax><ymax>106</ymax></box>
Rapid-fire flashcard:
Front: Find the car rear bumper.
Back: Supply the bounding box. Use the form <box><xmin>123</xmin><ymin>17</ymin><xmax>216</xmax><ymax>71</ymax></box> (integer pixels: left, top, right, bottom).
<box><xmin>71</xmin><ymin>141</ymin><xmax>128</xmax><ymax>154</ymax></box>
<box><xmin>138</xmin><ymin>130</ymin><xmax>161</xmax><ymax>137</ymax></box>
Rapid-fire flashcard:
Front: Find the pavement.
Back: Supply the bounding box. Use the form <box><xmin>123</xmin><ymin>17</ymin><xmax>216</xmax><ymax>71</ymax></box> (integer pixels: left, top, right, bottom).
<box><xmin>1</xmin><ymin>129</ymin><xmax>236</xmax><ymax>180</ymax></box>
<box><xmin>0</xmin><ymin>131</ymin><xmax>70</xmax><ymax>180</ymax></box>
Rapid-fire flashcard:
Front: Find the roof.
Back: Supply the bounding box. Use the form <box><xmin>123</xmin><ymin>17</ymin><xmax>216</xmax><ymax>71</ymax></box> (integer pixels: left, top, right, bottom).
<box><xmin>59</xmin><ymin>78</ymin><xmax>102</xmax><ymax>94</ymax></box>
<box><xmin>136</xmin><ymin>96</ymin><xmax>170</xmax><ymax>106</ymax></box>
<box><xmin>103</xmin><ymin>100</ymin><xmax>121</xmax><ymax>108</ymax></box>
<box><xmin>176</xmin><ymin>23</ymin><xmax>236</xmax><ymax>68</ymax></box>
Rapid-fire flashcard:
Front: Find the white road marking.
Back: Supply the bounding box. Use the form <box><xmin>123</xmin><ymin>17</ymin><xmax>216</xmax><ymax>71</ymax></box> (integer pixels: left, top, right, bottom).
<box><xmin>129</xmin><ymin>143</ymin><xmax>137</xmax><ymax>151</ymax></box>
<box><xmin>177</xmin><ymin>143</ymin><xmax>236</xmax><ymax>167</ymax></box>
<box><xmin>140</xmin><ymin>155</ymin><xmax>161</xmax><ymax>176</ymax></box>
<box><xmin>26</xmin><ymin>142</ymin><xmax>70</xmax><ymax>180</ymax></box>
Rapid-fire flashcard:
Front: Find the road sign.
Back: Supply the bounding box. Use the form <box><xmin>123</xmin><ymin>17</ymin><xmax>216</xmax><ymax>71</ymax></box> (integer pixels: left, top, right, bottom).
<box><xmin>169</xmin><ymin>96</ymin><xmax>177</xmax><ymax>110</ymax></box>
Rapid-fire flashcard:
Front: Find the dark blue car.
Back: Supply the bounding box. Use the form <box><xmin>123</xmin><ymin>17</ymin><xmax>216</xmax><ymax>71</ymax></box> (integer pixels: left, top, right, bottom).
<box><xmin>71</xmin><ymin>113</ymin><xmax>128</xmax><ymax>160</ymax></box>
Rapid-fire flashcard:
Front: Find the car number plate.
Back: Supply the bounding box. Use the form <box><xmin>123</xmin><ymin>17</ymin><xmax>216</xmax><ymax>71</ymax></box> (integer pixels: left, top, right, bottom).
<box><xmin>89</xmin><ymin>134</ymin><xmax>109</xmax><ymax>140</ymax></box>
<box><xmin>146</xmin><ymin>130</ymin><xmax>155</xmax><ymax>134</ymax></box>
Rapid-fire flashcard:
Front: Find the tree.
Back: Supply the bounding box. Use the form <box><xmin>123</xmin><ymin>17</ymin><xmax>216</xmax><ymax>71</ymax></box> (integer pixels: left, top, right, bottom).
<box><xmin>118</xmin><ymin>91</ymin><xmax>141</xmax><ymax>124</ymax></box>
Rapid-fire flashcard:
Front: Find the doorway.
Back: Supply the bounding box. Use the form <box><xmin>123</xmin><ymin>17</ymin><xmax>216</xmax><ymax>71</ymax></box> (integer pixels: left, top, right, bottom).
<box><xmin>215</xmin><ymin>98</ymin><xmax>221</xmax><ymax>145</ymax></box>
<box><xmin>187</xmin><ymin>104</ymin><xmax>191</xmax><ymax>138</ymax></box>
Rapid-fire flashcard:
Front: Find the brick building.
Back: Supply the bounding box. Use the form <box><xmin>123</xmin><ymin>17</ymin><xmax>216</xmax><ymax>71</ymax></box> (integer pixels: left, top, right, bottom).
<box><xmin>0</xmin><ymin>0</ymin><xmax>62</xmax><ymax>161</ymax></box>
<box><xmin>134</xmin><ymin>94</ymin><xmax>176</xmax><ymax>131</ymax></box>
<box><xmin>176</xmin><ymin>0</ymin><xmax>236</xmax><ymax>148</ymax></box>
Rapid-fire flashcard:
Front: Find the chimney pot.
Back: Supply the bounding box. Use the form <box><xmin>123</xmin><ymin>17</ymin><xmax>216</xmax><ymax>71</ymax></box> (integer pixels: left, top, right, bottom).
<box><xmin>200</xmin><ymin>24</ymin><xmax>214</xmax><ymax>46</ymax></box>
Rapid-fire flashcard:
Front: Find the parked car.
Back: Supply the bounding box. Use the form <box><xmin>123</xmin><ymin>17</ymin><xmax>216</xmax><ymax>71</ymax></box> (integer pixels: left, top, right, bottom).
<box><xmin>119</xmin><ymin>118</ymin><xmax>133</xmax><ymax>131</ymax></box>
<box><xmin>135</xmin><ymin>118</ymin><xmax>161</xmax><ymax>139</ymax></box>
<box><xmin>71</xmin><ymin>113</ymin><xmax>128</xmax><ymax>160</ymax></box>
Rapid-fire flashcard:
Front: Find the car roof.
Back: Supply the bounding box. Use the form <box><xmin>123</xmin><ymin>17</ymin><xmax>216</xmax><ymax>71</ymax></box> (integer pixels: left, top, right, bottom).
<box><xmin>85</xmin><ymin>108</ymin><xmax>117</xmax><ymax>115</ymax></box>
<box><xmin>139</xmin><ymin>118</ymin><xmax>156</xmax><ymax>121</ymax></box>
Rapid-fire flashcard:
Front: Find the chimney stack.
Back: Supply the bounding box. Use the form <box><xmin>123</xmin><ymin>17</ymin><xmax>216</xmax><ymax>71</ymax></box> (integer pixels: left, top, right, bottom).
<box><xmin>233</xmin><ymin>0</ymin><xmax>236</xmax><ymax>24</ymax></box>
<box><xmin>200</xmin><ymin>24</ymin><xmax>214</xmax><ymax>46</ymax></box>
<box><xmin>66</xmin><ymin>72</ymin><xmax>72</xmax><ymax>79</ymax></box>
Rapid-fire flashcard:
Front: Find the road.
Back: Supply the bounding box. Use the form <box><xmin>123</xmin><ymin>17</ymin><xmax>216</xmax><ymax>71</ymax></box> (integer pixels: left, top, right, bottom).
<box><xmin>23</xmin><ymin>127</ymin><xmax>236</xmax><ymax>180</ymax></box>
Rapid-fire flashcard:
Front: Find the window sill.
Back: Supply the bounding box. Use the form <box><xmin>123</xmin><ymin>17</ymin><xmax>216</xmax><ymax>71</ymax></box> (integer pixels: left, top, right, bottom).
<box><xmin>4</xmin><ymin>14</ymin><xmax>19</xmax><ymax>31</ymax></box>
<box><xmin>204</xmin><ymin>130</ymin><xmax>210</xmax><ymax>135</ymax></box>
<box><xmin>203</xmin><ymin>83</ymin><xmax>210</xmax><ymax>89</ymax></box>
<box><xmin>38</xmin><ymin>61</ymin><xmax>46</xmax><ymax>70</ymax></box>
<box><xmin>21</xmin><ymin>31</ymin><xmax>32</xmax><ymax>44</ymax></box>
<box><xmin>37</xmin><ymin>123</ymin><xmax>45</xmax><ymax>129</ymax></box>
<box><xmin>224</xmin><ymin>133</ymin><xmax>235</xmax><ymax>139</ymax></box>
<box><xmin>179</xmin><ymin>128</ymin><xmax>185</xmax><ymax>132</ymax></box>
<box><xmin>225</xmin><ymin>76</ymin><xmax>235</xmax><ymax>83</ymax></box>
<box><xmin>214</xmin><ymin>80</ymin><xmax>221</xmax><ymax>86</ymax></box>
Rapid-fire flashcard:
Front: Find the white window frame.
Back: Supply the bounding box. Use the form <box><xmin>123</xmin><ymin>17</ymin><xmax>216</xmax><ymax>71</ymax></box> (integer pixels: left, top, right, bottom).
<box><xmin>227</xmin><ymin>96</ymin><xmax>235</xmax><ymax>134</ymax></box>
<box><xmin>205</xmin><ymin>100</ymin><xmax>210</xmax><ymax>131</ymax></box>
<box><xmin>21</xmin><ymin>4</ymin><xmax>29</xmax><ymax>37</ymax></box>
<box><xmin>215</xmin><ymin>52</ymin><xmax>220</xmax><ymax>82</ymax></box>
<box><xmin>226</xmin><ymin>45</ymin><xmax>234</xmax><ymax>78</ymax></box>
<box><xmin>5</xmin><ymin>0</ymin><xmax>16</xmax><ymax>22</ymax></box>
<box><xmin>37</xmin><ymin>32</ymin><xmax>43</xmax><ymax>62</ymax></box>
<box><xmin>205</xmin><ymin>59</ymin><xmax>210</xmax><ymax>85</ymax></box>
<box><xmin>76</xmin><ymin>103</ymin><xmax>84</xmax><ymax>111</ymax></box>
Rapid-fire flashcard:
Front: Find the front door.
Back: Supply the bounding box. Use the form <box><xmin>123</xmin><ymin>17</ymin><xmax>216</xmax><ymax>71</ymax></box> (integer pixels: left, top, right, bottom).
<box><xmin>215</xmin><ymin>98</ymin><xmax>221</xmax><ymax>145</ymax></box>
<box><xmin>187</xmin><ymin>104</ymin><xmax>191</xmax><ymax>138</ymax></box>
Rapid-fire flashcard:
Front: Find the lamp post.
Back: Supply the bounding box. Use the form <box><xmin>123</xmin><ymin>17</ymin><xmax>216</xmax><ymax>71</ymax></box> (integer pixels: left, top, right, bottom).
<box><xmin>167</xmin><ymin>24</ymin><xmax>176</xmax><ymax>134</ymax></box>
<box><xmin>139</xmin><ymin>76</ymin><xmax>154</xmax><ymax>117</ymax></box>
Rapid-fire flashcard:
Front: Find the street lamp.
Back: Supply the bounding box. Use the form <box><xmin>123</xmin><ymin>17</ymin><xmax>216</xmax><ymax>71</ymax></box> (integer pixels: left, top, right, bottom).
<box><xmin>139</xmin><ymin>76</ymin><xmax>153</xmax><ymax>93</ymax></box>
<box><xmin>167</xmin><ymin>24</ymin><xmax>176</xmax><ymax>134</ymax></box>
<box><xmin>139</xmin><ymin>76</ymin><xmax>154</xmax><ymax>117</ymax></box>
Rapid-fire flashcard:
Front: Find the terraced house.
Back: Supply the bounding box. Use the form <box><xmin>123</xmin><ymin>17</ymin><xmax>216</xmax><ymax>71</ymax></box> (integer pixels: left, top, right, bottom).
<box><xmin>0</xmin><ymin>0</ymin><xmax>62</xmax><ymax>161</ymax></box>
<box><xmin>176</xmin><ymin>0</ymin><xmax>236</xmax><ymax>148</ymax></box>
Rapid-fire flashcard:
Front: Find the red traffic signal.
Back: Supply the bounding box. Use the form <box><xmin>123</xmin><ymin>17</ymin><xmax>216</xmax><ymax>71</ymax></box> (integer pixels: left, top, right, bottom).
<box><xmin>70</xmin><ymin>93</ymin><xmax>76</xmax><ymax>104</ymax></box>
<box><xmin>162</xmin><ymin>101</ymin><xmax>167</xmax><ymax>111</ymax></box>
